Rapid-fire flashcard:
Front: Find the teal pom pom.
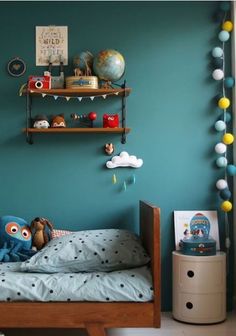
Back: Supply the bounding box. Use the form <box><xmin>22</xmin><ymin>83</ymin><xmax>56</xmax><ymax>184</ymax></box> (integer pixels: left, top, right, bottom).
<box><xmin>218</xmin><ymin>30</ymin><xmax>230</xmax><ymax>42</ymax></box>
<box><xmin>212</xmin><ymin>47</ymin><xmax>223</xmax><ymax>58</ymax></box>
<box><xmin>224</xmin><ymin>77</ymin><xmax>235</xmax><ymax>88</ymax></box>
<box><xmin>216</xmin><ymin>157</ymin><xmax>227</xmax><ymax>168</ymax></box>
<box><xmin>215</xmin><ymin>120</ymin><xmax>226</xmax><ymax>131</ymax></box>
<box><xmin>226</xmin><ymin>164</ymin><xmax>236</xmax><ymax>176</ymax></box>
<box><xmin>220</xmin><ymin>112</ymin><xmax>231</xmax><ymax>123</ymax></box>
<box><xmin>219</xmin><ymin>188</ymin><xmax>231</xmax><ymax>200</ymax></box>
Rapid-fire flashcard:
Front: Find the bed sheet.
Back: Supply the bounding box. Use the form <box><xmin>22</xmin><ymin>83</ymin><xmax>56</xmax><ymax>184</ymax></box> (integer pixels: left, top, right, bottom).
<box><xmin>0</xmin><ymin>262</ymin><xmax>153</xmax><ymax>302</ymax></box>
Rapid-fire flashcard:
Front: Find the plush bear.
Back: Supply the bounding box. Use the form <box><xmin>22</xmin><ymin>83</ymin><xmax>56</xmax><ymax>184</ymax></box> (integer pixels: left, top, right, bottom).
<box><xmin>30</xmin><ymin>217</ymin><xmax>53</xmax><ymax>250</ymax></box>
<box><xmin>0</xmin><ymin>216</ymin><xmax>37</xmax><ymax>262</ymax></box>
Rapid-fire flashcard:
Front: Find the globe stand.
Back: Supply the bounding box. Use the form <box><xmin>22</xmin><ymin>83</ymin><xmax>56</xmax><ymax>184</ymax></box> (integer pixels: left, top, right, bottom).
<box><xmin>100</xmin><ymin>80</ymin><xmax>113</xmax><ymax>89</ymax></box>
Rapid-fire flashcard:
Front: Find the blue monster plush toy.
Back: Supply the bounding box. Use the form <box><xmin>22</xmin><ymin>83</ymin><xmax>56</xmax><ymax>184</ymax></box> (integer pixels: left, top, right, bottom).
<box><xmin>0</xmin><ymin>216</ymin><xmax>37</xmax><ymax>262</ymax></box>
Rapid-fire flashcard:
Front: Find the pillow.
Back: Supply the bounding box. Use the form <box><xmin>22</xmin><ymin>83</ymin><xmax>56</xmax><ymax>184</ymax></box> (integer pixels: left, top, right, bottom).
<box><xmin>51</xmin><ymin>229</ymin><xmax>72</xmax><ymax>239</ymax></box>
<box><xmin>20</xmin><ymin>229</ymin><xmax>150</xmax><ymax>273</ymax></box>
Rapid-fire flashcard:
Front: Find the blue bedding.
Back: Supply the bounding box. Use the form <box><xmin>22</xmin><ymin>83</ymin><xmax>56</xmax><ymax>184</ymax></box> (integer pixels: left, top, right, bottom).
<box><xmin>0</xmin><ymin>262</ymin><xmax>153</xmax><ymax>302</ymax></box>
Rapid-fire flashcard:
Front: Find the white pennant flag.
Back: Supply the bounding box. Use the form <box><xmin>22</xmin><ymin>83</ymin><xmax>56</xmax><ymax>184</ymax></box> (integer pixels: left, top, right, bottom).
<box><xmin>77</xmin><ymin>97</ymin><xmax>83</xmax><ymax>102</ymax></box>
<box><xmin>102</xmin><ymin>95</ymin><xmax>107</xmax><ymax>99</ymax></box>
<box><xmin>54</xmin><ymin>96</ymin><xmax>58</xmax><ymax>100</ymax></box>
<box><xmin>90</xmin><ymin>96</ymin><xmax>95</xmax><ymax>101</ymax></box>
<box><xmin>42</xmin><ymin>93</ymin><xmax>47</xmax><ymax>98</ymax></box>
<box><xmin>65</xmin><ymin>97</ymin><xmax>70</xmax><ymax>101</ymax></box>
<box><xmin>115</xmin><ymin>92</ymin><xmax>119</xmax><ymax>96</ymax></box>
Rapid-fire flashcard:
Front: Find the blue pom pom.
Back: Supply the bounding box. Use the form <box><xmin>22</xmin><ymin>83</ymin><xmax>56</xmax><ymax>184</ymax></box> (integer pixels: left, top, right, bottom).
<box><xmin>219</xmin><ymin>188</ymin><xmax>231</xmax><ymax>200</ymax></box>
<box><xmin>226</xmin><ymin>164</ymin><xmax>236</xmax><ymax>176</ymax></box>
<box><xmin>212</xmin><ymin>57</ymin><xmax>223</xmax><ymax>68</ymax></box>
<box><xmin>224</xmin><ymin>77</ymin><xmax>235</xmax><ymax>88</ymax></box>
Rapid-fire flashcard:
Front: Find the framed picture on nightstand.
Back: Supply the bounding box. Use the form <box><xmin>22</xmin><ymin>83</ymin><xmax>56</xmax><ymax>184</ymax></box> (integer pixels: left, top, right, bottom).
<box><xmin>174</xmin><ymin>210</ymin><xmax>220</xmax><ymax>250</ymax></box>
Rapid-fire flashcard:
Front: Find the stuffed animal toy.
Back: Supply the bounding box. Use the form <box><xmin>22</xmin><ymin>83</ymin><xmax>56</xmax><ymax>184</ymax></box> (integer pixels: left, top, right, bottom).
<box><xmin>30</xmin><ymin>217</ymin><xmax>53</xmax><ymax>250</ymax></box>
<box><xmin>0</xmin><ymin>216</ymin><xmax>37</xmax><ymax>262</ymax></box>
<box><xmin>104</xmin><ymin>143</ymin><xmax>114</xmax><ymax>155</ymax></box>
<box><xmin>103</xmin><ymin>114</ymin><xmax>119</xmax><ymax>128</ymax></box>
<box><xmin>51</xmin><ymin>114</ymin><xmax>66</xmax><ymax>128</ymax></box>
<box><xmin>33</xmin><ymin>115</ymin><xmax>50</xmax><ymax>128</ymax></box>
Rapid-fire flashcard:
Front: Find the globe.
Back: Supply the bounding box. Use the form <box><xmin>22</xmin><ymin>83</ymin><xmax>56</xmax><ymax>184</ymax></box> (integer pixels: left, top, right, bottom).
<box><xmin>93</xmin><ymin>49</ymin><xmax>125</xmax><ymax>82</ymax></box>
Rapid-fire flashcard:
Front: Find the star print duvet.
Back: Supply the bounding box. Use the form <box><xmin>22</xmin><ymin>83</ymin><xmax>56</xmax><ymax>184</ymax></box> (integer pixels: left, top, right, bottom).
<box><xmin>0</xmin><ymin>262</ymin><xmax>153</xmax><ymax>302</ymax></box>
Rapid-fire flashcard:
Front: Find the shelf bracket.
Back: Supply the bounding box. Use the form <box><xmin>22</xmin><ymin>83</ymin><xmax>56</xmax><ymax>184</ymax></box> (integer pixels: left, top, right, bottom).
<box><xmin>121</xmin><ymin>80</ymin><xmax>127</xmax><ymax>144</ymax></box>
<box><xmin>26</xmin><ymin>90</ymin><xmax>33</xmax><ymax>144</ymax></box>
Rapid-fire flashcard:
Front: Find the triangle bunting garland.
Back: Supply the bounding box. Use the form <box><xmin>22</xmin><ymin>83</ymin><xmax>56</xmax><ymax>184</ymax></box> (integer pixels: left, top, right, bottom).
<box><xmin>28</xmin><ymin>90</ymin><xmax>123</xmax><ymax>101</ymax></box>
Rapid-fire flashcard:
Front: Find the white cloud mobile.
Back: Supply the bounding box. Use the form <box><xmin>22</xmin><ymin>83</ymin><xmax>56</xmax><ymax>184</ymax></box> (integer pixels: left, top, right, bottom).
<box><xmin>106</xmin><ymin>151</ymin><xmax>143</xmax><ymax>169</ymax></box>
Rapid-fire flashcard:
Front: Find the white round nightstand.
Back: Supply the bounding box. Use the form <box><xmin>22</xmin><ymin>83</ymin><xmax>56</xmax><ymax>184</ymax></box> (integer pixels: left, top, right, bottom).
<box><xmin>172</xmin><ymin>251</ymin><xmax>226</xmax><ymax>324</ymax></box>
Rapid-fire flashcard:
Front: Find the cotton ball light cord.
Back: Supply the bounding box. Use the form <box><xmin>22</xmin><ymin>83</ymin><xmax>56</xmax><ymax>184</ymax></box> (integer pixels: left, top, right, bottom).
<box><xmin>212</xmin><ymin>2</ymin><xmax>234</xmax><ymax>255</ymax></box>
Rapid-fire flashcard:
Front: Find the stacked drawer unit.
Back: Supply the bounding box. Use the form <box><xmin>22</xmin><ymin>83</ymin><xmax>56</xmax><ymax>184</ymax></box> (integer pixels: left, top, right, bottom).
<box><xmin>172</xmin><ymin>251</ymin><xmax>226</xmax><ymax>324</ymax></box>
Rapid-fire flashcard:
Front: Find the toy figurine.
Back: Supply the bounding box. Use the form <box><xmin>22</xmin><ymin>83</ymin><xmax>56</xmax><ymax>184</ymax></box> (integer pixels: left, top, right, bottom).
<box><xmin>33</xmin><ymin>115</ymin><xmax>50</xmax><ymax>128</ymax></box>
<box><xmin>71</xmin><ymin>112</ymin><xmax>97</xmax><ymax>127</ymax></box>
<box><xmin>73</xmin><ymin>51</ymin><xmax>94</xmax><ymax>77</ymax></box>
<box><xmin>103</xmin><ymin>114</ymin><xmax>119</xmax><ymax>128</ymax></box>
<box><xmin>51</xmin><ymin>114</ymin><xmax>66</xmax><ymax>128</ymax></box>
<box><xmin>104</xmin><ymin>143</ymin><xmax>114</xmax><ymax>155</ymax></box>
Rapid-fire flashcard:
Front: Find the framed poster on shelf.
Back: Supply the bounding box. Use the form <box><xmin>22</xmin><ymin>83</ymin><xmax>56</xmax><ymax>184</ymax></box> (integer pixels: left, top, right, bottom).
<box><xmin>174</xmin><ymin>210</ymin><xmax>220</xmax><ymax>250</ymax></box>
<box><xmin>36</xmin><ymin>26</ymin><xmax>68</xmax><ymax>66</ymax></box>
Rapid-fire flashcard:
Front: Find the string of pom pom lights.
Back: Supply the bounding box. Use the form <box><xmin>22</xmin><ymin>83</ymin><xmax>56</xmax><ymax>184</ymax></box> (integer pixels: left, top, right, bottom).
<box><xmin>212</xmin><ymin>2</ymin><xmax>234</xmax><ymax>252</ymax></box>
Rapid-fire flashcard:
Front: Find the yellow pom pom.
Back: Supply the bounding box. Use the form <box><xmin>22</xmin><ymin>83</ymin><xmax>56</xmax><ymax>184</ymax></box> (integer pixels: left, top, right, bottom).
<box><xmin>221</xmin><ymin>200</ymin><xmax>232</xmax><ymax>212</ymax></box>
<box><xmin>222</xmin><ymin>21</ymin><xmax>233</xmax><ymax>32</ymax></box>
<box><xmin>222</xmin><ymin>133</ymin><xmax>234</xmax><ymax>145</ymax></box>
<box><xmin>218</xmin><ymin>97</ymin><xmax>230</xmax><ymax>109</ymax></box>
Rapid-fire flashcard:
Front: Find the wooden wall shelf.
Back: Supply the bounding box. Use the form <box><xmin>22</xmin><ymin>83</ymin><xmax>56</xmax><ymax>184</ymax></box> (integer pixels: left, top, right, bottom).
<box><xmin>23</xmin><ymin>128</ymin><xmax>131</xmax><ymax>134</ymax></box>
<box><xmin>23</xmin><ymin>80</ymin><xmax>131</xmax><ymax>144</ymax></box>
<box><xmin>24</xmin><ymin>88</ymin><xmax>131</xmax><ymax>97</ymax></box>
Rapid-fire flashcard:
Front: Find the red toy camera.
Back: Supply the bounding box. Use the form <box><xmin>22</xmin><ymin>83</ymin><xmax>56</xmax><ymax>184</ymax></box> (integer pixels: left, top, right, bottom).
<box><xmin>28</xmin><ymin>75</ymin><xmax>51</xmax><ymax>90</ymax></box>
<box><xmin>103</xmin><ymin>114</ymin><xmax>119</xmax><ymax>128</ymax></box>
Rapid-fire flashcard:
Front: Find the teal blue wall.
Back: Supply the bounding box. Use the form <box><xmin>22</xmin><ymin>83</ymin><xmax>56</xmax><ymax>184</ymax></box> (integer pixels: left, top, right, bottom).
<box><xmin>0</xmin><ymin>1</ymin><xmax>233</xmax><ymax>311</ymax></box>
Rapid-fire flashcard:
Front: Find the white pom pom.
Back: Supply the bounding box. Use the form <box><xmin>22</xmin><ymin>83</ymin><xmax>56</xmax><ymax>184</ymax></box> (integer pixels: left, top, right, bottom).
<box><xmin>212</xmin><ymin>69</ymin><xmax>224</xmax><ymax>80</ymax></box>
<box><xmin>215</xmin><ymin>142</ymin><xmax>227</xmax><ymax>154</ymax></box>
<box><xmin>216</xmin><ymin>179</ymin><xmax>228</xmax><ymax>190</ymax></box>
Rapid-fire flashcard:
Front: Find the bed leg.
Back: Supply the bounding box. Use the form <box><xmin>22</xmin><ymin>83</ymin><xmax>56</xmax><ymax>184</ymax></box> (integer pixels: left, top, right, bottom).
<box><xmin>85</xmin><ymin>322</ymin><xmax>107</xmax><ymax>336</ymax></box>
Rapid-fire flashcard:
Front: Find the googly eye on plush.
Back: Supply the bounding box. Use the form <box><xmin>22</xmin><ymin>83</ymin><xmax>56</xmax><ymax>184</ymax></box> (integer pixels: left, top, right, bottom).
<box><xmin>6</xmin><ymin>222</ymin><xmax>19</xmax><ymax>235</ymax></box>
<box><xmin>21</xmin><ymin>227</ymin><xmax>31</xmax><ymax>240</ymax></box>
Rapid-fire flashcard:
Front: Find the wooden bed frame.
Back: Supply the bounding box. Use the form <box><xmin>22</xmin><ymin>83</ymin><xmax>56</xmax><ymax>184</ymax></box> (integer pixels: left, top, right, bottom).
<box><xmin>0</xmin><ymin>200</ymin><xmax>161</xmax><ymax>336</ymax></box>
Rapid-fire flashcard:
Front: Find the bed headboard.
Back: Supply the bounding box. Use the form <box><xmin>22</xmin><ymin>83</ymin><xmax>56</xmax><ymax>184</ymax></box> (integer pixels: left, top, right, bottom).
<box><xmin>139</xmin><ymin>200</ymin><xmax>161</xmax><ymax>324</ymax></box>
